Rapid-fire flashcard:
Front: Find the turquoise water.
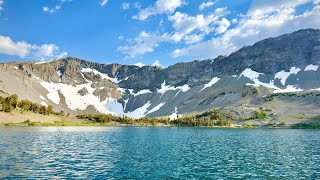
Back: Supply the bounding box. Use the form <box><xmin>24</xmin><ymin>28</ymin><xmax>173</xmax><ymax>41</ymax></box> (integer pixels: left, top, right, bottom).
<box><xmin>0</xmin><ymin>127</ymin><xmax>319</xmax><ymax>179</ymax></box>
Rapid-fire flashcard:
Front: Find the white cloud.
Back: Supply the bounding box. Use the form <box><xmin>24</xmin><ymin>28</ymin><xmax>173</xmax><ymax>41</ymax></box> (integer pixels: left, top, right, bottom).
<box><xmin>119</xmin><ymin>7</ymin><xmax>231</xmax><ymax>57</ymax></box>
<box><xmin>100</xmin><ymin>0</ymin><xmax>108</xmax><ymax>7</ymax></box>
<box><xmin>0</xmin><ymin>0</ymin><xmax>4</xmax><ymax>14</ymax></box>
<box><xmin>0</xmin><ymin>35</ymin><xmax>67</xmax><ymax>60</ymax></box>
<box><xmin>134</xmin><ymin>62</ymin><xmax>145</xmax><ymax>67</ymax></box>
<box><xmin>42</xmin><ymin>6</ymin><xmax>49</xmax><ymax>12</ymax></box>
<box><xmin>199</xmin><ymin>1</ymin><xmax>216</xmax><ymax>10</ymax></box>
<box><xmin>42</xmin><ymin>5</ymin><xmax>61</xmax><ymax>14</ymax></box>
<box><xmin>118</xmin><ymin>31</ymin><xmax>162</xmax><ymax>58</ymax></box>
<box><xmin>167</xmin><ymin>8</ymin><xmax>230</xmax><ymax>43</ymax></box>
<box><xmin>122</xmin><ymin>2</ymin><xmax>130</xmax><ymax>10</ymax></box>
<box><xmin>215</xmin><ymin>18</ymin><xmax>230</xmax><ymax>34</ymax></box>
<box><xmin>232</xmin><ymin>18</ymin><xmax>238</xmax><ymax>24</ymax></box>
<box><xmin>42</xmin><ymin>0</ymin><xmax>72</xmax><ymax>14</ymax></box>
<box><xmin>133</xmin><ymin>0</ymin><xmax>184</xmax><ymax>21</ymax></box>
<box><xmin>172</xmin><ymin>0</ymin><xmax>320</xmax><ymax>59</ymax></box>
<box><xmin>152</xmin><ymin>60</ymin><xmax>162</xmax><ymax>67</ymax></box>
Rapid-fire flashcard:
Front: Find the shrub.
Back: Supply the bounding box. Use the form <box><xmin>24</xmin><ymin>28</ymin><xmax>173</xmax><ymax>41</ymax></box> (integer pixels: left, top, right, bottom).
<box><xmin>254</xmin><ymin>110</ymin><xmax>268</xmax><ymax>120</ymax></box>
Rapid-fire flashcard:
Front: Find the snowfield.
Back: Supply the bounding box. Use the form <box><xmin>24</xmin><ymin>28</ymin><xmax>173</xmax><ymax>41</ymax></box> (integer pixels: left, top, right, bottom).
<box><xmin>274</xmin><ymin>67</ymin><xmax>301</xmax><ymax>86</ymax></box>
<box><xmin>40</xmin><ymin>80</ymin><xmax>162</xmax><ymax>118</ymax></box>
<box><xmin>200</xmin><ymin>77</ymin><xmax>221</xmax><ymax>92</ymax></box>
<box><xmin>157</xmin><ymin>81</ymin><xmax>190</xmax><ymax>95</ymax></box>
<box><xmin>239</xmin><ymin>68</ymin><xmax>305</xmax><ymax>93</ymax></box>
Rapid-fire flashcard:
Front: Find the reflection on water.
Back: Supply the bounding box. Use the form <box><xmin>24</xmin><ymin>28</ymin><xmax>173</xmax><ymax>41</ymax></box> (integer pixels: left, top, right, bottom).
<box><xmin>0</xmin><ymin>127</ymin><xmax>320</xmax><ymax>179</ymax></box>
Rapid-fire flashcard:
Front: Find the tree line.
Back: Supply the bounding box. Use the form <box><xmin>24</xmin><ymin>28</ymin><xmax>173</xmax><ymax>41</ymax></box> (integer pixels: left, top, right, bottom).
<box><xmin>0</xmin><ymin>94</ymin><xmax>64</xmax><ymax>116</ymax></box>
<box><xmin>77</xmin><ymin>109</ymin><xmax>233</xmax><ymax>127</ymax></box>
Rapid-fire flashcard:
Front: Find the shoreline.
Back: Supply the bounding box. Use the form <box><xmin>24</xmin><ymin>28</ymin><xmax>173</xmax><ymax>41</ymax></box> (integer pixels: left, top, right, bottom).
<box><xmin>0</xmin><ymin>120</ymin><xmax>311</xmax><ymax>129</ymax></box>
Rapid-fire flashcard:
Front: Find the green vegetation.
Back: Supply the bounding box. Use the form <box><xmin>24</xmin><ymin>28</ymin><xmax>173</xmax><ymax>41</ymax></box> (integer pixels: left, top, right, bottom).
<box><xmin>0</xmin><ymin>120</ymin><xmax>108</xmax><ymax>127</ymax></box>
<box><xmin>242</xmin><ymin>86</ymin><xmax>259</xmax><ymax>98</ymax></box>
<box><xmin>238</xmin><ymin>108</ymin><xmax>269</xmax><ymax>121</ymax></box>
<box><xmin>0</xmin><ymin>94</ymin><xmax>59</xmax><ymax>116</ymax></box>
<box><xmin>77</xmin><ymin>109</ymin><xmax>231</xmax><ymax>127</ymax></box>
<box><xmin>291</xmin><ymin>122</ymin><xmax>320</xmax><ymax>129</ymax></box>
<box><xmin>264</xmin><ymin>91</ymin><xmax>320</xmax><ymax>102</ymax></box>
<box><xmin>254</xmin><ymin>109</ymin><xmax>268</xmax><ymax>120</ymax></box>
<box><xmin>77</xmin><ymin>114</ymin><xmax>169</xmax><ymax>126</ymax></box>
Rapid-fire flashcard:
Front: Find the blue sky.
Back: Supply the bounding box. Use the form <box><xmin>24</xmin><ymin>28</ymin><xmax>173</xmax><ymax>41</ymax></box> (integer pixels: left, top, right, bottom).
<box><xmin>0</xmin><ymin>0</ymin><xmax>319</xmax><ymax>67</ymax></box>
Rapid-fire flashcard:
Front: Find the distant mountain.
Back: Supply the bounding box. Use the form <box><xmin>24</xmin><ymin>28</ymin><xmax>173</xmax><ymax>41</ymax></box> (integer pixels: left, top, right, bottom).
<box><xmin>1</xmin><ymin>29</ymin><xmax>320</xmax><ymax>122</ymax></box>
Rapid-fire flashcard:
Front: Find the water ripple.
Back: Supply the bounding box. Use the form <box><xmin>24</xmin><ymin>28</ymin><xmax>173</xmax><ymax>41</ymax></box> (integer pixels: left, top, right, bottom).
<box><xmin>0</xmin><ymin>127</ymin><xmax>320</xmax><ymax>179</ymax></box>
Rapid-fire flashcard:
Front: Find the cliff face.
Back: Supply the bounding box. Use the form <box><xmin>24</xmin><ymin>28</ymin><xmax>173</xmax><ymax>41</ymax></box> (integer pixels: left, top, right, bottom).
<box><xmin>1</xmin><ymin>29</ymin><xmax>320</xmax><ymax>120</ymax></box>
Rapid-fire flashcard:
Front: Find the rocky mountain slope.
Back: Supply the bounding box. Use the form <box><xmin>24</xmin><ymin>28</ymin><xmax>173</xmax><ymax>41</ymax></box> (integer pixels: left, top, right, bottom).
<box><xmin>0</xmin><ymin>29</ymin><xmax>320</xmax><ymax>122</ymax></box>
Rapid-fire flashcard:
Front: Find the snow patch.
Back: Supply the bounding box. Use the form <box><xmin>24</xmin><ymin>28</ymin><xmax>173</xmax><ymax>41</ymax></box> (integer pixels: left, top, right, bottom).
<box><xmin>40</xmin><ymin>79</ymin><xmax>153</xmax><ymax>118</ymax></box>
<box><xmin>81</xmin><ymin>68</ymin><xmax>120</xmax><ymax>83</ymax></box>
<box><xmin>57</xmin><ymin>70</ymin><xmax>62</xmax><ymax>82</ymax></box>
<box><xmin>169</xmin><ymin>107</ymin><xmax>180</xmax><ymax>120</ymax></box>
<box><xmin>274</xmin><ymin>67</ymin><xmax>301</xmax><ymax>86</ymax></box>
<box><xmin>40</xmin><ymin>95</ymin><xmax>47</xmax><ymax>101</ymax></box>
<box><xmin>33</xmin><ymin>76</ymin><xmax>40</xmax><ymax>81</ymax></box>
<box><xmin>123</xmin><ymin>99</ymin><xmax>129</xmax><ymax>111</ymax></box>
<box><xmin>146</xmin><ymin>102</ymin><xmax>166</xmax><ymax>115</ymax></box>
<box><xmin>200</xmin><ymin>77</ymin><xmax>220</xmax><ymax>92</ymax></box>
<box><xmin>273</xmin><ymin>85</ymin><xmax>304</xmax><ymax>93</ymax></box>
<box><xmin>239</xmin><ymin>68</ymin><xmax>263</xmax><ymax>80</ymax></box>
<box><xmin>178</xmin><ymin>84</ymin><xmax>190</xmax><ymax>92</ymax></box>
<box><xmin>304</xmin><ymin>64</ymin><xmax>319</xmax><ymax>71</ymax></box>
<box><xmin>40</xmin><ymin>82</ymin><xmax>61</xmax><ymax>104</ymax></box>
<box><xmin>129</xmin><ymin>89</ymin><xmax>152</xmax><ymax>97</ymax></box>
<box><xmin>14</xmin><ymin>66</ymin><xmax>19</xmax><ymax>70</ymax></box>
<box><xmin>239</xmin><ymin>68</ymin><xmax>279</xmax><ymax>89</ymax></box>
<box><xmin>118</xmin><ymin>88</ymin><xmax>126</xmax><ymax>93</ymax></box>
<box><xmin>157</xmin><ymin>81</ymin><xmax>190</xmax><ymax>95</ymax></box>
<box><xmin>238</xmin><ymin>68</ymin><xmax>304</xmax><ymax>93</ymax></box>
<box><xmin>126</xmin><ymin>101</ymin><xmax>151</xmax><ymax>119</ymax></box>
<box><xmin>40</xmin><ymin>81</ymin><xmax>115</xmax><ymax>114</ymax></box>
<box><xmin>105</xmin><ymin>100</ymin><xmax>124</xmax><ymax>115</ymax></box>
<box><xmin>40</xmin><ymin>102</ymin><xmax>48</xmax><ymax>106</ymax></box>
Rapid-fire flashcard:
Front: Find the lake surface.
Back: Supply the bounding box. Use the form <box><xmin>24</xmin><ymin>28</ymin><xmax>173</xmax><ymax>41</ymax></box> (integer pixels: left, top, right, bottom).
<box><xmin>0</xmin><ymin>127</ymin><xmax>319</xmax><ymax>179</ymax></box>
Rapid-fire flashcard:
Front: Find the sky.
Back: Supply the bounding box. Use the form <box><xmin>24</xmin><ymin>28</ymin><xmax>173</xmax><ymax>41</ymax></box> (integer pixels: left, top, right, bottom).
<box><xmin>0</xmin><ymin>0</ymin><xmax>319</xmax><ymax>67</ymax></box>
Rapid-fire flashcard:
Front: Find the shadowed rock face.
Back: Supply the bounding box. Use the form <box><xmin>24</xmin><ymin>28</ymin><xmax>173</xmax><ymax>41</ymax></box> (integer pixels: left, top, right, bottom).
<box><xmin>0</xmin><ymin>29</ymin><xmax>320</xmax><ymax>118</ymax></box>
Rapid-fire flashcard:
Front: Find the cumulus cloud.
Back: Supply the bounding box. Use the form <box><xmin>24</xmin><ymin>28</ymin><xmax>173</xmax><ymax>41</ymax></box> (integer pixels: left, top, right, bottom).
<box><xmin>199</xmin><ymin>1</ymin><xmax>216</xmax><ymax>10</ymax></box>
<box><xmin>100</xmin><ymin>0</ymin><xmax>108</xmax><ymax>7</ymax></box>
<box><xmin>167</xmin><ymin>8</ymin><xmax>230</xmax><ymax>43</ymax></box>
<box><xmin>172</xmin><ymin>0</ymin><xmax>320</xmax><ymax>59</ymax></box>
<box><xmin>133</xmin><ymin>0</ymin><xmax>184</xmax><ymax>20</ymax></box>
<box><xmin>0</xmin><ymin>35</ymin><xmax>67</xmax><ymax>60</ymax></box>
<box><xmin>119</xmin><ymin>6</ymin><xmax>231</xmax><ymax>57</ymax></box>
<box><xmin>118</xmin><ymin>31</ymin><xmax>162</xmax><ymax>58</ymax></box>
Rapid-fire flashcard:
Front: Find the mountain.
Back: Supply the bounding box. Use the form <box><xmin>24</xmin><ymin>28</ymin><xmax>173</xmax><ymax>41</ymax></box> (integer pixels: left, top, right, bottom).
<box><xmin>1</xmin><ymin>29</ymin><xmax>320</xmax><ymax>122</ymax></box>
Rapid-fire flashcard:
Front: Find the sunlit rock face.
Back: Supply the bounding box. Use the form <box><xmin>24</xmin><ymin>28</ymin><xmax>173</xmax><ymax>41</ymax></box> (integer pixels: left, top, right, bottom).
<box><xmin>1</xmin><ymin>29</ymin><xmax>320</xmax><ymax>118</ymax></box>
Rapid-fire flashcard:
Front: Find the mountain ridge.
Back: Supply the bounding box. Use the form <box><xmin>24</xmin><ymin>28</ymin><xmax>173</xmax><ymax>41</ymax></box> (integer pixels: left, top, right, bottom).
<box><xmin>0</xmin><ymin>29</ymin><xmax>320</xmax><ymax>123</ymax></box>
